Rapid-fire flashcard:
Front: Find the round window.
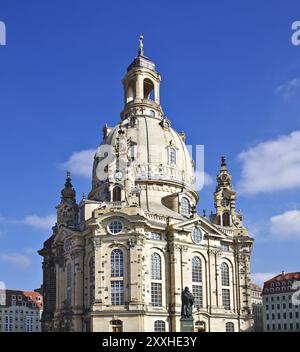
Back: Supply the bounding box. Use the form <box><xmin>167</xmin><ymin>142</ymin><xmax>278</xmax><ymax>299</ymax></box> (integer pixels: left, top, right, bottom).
<box><xmin>108</xmin><ymin>220</ymin><xmax>123</xmax><ymax>234</ymax></box>
<box><xmin>191</xmin><ymin>227</ymin><xmax>203</xmax><ymax>244</ymax></box>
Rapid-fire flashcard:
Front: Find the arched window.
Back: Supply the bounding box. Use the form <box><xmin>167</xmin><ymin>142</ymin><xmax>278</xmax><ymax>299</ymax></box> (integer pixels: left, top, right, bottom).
<box><xmin>150</xmin><ymin>252</ymin><xmax>163</xmax><ymax>307</ymax></box>
<box><xmin>154</xmin><ymin>320</ymin><xmax>165</xmax><ymax>332</ymax></box>
<box><xmin>168</xmin><ymin>147</ymin><xmax>176</xmax><ymax>165</ymax></box>
<box><xmin>113</xmin><ymin>186</ymin><xmax>122</xmax><ymax>202</ymax></box>
<box><xmin>126</xmin><ymin>82</ymin><xmax>136</xmax><ymax>103</ymax></box>
<box><xmin>110</xmin><ymin>248</ymin><xmax>125</xmax><ymax>306</ymax></box>
<box><xmin>151</xmin><ymin>253</ymin><xmax>161</xmax><ymax>280</ymax></box>
<box><xmin>66</xmin><ymin>263</ymin><xmax>72</xmax><ymax>305</ymax></box>
<box><xmin>192</xmin><ymin>257</ymin><xmax>202</xmax><ymax>283</ymax></box>
<box><xmin>222</xmin><ymin>212</ymin><xmax>230</xmax><ymax>226</ymax></box>
<box><xmin>143</xmin><ymin>78</ymin><xmax>154</xmax><ymax>100</ymax></box>
<box><xmin>221</xmin><ymin>262</ymin><xmax>230</xmax><ymax>286</ymax></box>
<box><xmin>111</xmin><ymin>249</ymin><xmax>124</xmax><ymax>277</ymax></box>
<box><xmin>181</xmin><ymin>197</ymin><xmax>190</xmax><ymax>216</ymax></box>
<box><xmin>192</xmin><ymin>257</ymin><xmax>203</xmax><ymax>308</ymax></box>
<box><xmin>221</xmin><ymin>262</ymin><xmax>230</xmax><ymax>310</ymax></box>
<box><xmin>149</xmin><ymin>109</ymin><xmax>155</xmax><ymax>117</ymax></box>
<box><xmin>225</xmin><ymin>322</ymin><xmax>234</xmax><ymax>332</ymax></box>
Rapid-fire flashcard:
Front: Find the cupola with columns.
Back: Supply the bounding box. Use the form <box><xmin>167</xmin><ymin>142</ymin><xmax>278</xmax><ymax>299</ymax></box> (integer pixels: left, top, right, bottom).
<box><xmin>120</xmin><ymin>35</ymin><xmax>163</xmax><ymax>120</ymax></box>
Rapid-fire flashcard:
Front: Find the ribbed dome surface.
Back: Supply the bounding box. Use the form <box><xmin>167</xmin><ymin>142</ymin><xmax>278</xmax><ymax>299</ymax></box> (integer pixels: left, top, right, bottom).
<box><xmin>92</xmin><ymin>115</ymin><xmax>195</xmax><ymax>192</ymax></box>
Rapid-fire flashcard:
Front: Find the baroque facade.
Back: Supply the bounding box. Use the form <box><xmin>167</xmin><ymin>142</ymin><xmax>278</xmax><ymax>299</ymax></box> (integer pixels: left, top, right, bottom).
<box><xmin>39</xmin><ymin>37</ymin><xmax>254</xmax><ymax>332</ymax></box>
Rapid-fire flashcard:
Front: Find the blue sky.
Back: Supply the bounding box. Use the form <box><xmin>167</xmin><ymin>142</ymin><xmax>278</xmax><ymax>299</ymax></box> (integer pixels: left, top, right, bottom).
<box><xmin>1</xmin><ymin>0</ymin><xmax>300</xmax><ymax>290</ymax></box>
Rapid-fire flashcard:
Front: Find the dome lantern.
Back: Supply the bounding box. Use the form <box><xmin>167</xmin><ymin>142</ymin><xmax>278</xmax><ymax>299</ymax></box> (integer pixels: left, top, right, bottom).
<box><xmin>121</xmin><ymin>35</ymin><xmax>163</xmax><ymax>120</ymax></box>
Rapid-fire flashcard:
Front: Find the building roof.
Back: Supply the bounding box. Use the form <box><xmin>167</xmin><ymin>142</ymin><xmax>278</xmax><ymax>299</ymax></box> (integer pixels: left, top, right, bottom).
<box><xmin>3</xmin><ymin>289</ymin><xmax>43</xmax><ymax>309</ymax></box>
<box><xmin>250</xmin><ymin>283</ymin><xmax>262</xmax><ymax>291</ymax></box>
<box><xmin>262</xmin><ymin>272</ymin><xmax>300</xmax><ymax>295</ymax></box>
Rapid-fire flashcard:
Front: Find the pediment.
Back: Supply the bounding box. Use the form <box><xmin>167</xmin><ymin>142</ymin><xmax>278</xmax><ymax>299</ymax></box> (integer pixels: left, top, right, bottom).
<box><xmin>54</xmin><ymin>226</ymin><xmax>79</xmax><ymax>243</ymax></box>
<box><xmin>171</xmin><ymin>216</ymin><xmax>227</xmax><ymax>238</ymax></box>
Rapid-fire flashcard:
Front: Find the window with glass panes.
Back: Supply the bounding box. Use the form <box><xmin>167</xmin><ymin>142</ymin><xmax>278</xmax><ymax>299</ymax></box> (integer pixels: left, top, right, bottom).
<box><xmin>26</xmin><ymin>316</ymin><xmax>33</xmax><ymax>332</ymax></box>
<box><xmin>192</xmin><ymin>285</ymin><xmax>203</xmax><ymax>308</ymax></box>
<box><xmin>225</xmin><ymin>322</ymin><xmax>234</xmax><ymax>332</ymax></box>
<box><xmin>222</xmin><ymin>289</ymin><xmax>231</xmax><ymax>310</ymax></box>
<box><xmin>151</xmin><ymin>253</ymin><xmax>161</xmax><ymax>280</ymax></box>
<box><xmin>150</xmin><ymin>232</ymin><xmax>161</xmax><ymax>240</ymax></box>
<box><xmin>108</xmin><ymin>220</ymin><xmax>123</xmax><ymax>234</ymax></box>
<box><xmin>180</xmin><ymin>197</ymin><xmax>190</xmax><ymax>216</ymax></box>
<box><xmin>151</xmin><ymin>283</ymin><xmax>162</xmax><ymax>306</ymax></box>
<box><xmin>169</xmin><ymin>147</ymin><xmax>176</xmax><ymax>165</ymax></box>
<box><xmin>111</xmin><ymin>249</ymin><xmax>124</xmax><ymax>277</ymax></box>
<box><xmin>154</xmin><ymin>320</ymin><xmax>165</xmax><ymax>332</ymax></box>
<box><xmin>221</xmin><ymin>262</ymin><xmax>230</xmax><ymax>286</ymax></box>
<box><xmin>4</xmin><ymin>315</ymin><xmax>13</xmax><ymax>332</ymax></box>
<box><xmin>111</xmin><ymin>281</ymin><xmax>124</xmax><ymax>305</ymax></box>
<box><xmin>192</xmin><ymin>257</ymin><xmax>202</xmax><ymax>282</ymax></box>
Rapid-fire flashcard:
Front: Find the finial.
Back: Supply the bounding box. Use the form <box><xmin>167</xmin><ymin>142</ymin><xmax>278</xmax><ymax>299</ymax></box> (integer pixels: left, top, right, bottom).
<box><xmin>221</xmin><ymin>155</ymin><xmax>226</xmax><ymax>167</ymax></box>
<box><xmin>138</xmin><ymin>34</ymin><xmax>144</xmax><ymax>56</ymax></box>
<box><xmin>65</xmin><ymin>171</ymin><xmax>72</xmax><ymax>187</ymax></box>
<box><xmin>203</xmin><ymin>209</ymin><xmax>206</xmax><ymax>218</ymax></box>
<box><xmin>82</xmin><ymin>192</ymin><xmax>86</xmax><ymax>201</ymax></box>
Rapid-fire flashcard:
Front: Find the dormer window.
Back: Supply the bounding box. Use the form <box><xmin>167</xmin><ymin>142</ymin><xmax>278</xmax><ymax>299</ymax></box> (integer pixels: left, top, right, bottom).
<box><xmin>168</xmin><ymin>147</ymin><xmax>176</xmax><ymax>165</ymax></box>
<box><xmin>180</xmin><ymin>197</ymin><xmax>190</xmax><ymax>216</ymax></box>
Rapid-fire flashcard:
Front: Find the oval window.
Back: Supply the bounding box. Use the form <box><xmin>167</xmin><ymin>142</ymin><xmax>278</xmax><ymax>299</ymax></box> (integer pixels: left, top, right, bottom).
<box><xmin>192</xmin><ymin>228</ymin><xmax>203</xmax><ymax>244</ymax></box>
<box><xmin>108</xmin><ymin>220</ymin><xmax>123</xmax><ymax>234</ymax></box>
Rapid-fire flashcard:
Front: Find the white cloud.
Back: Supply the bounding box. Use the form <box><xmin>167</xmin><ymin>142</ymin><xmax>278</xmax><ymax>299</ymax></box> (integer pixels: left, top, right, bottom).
<box><xmin>252</xmin><ymin>272</ymin><xmax>277</xmax><ymax>287</ymax></box>
<box><xmin>21</xmin><ymin>247</ymin><xmax>37</xmax><ymax>255</ymax></box>
<box><xmin>0</xmin><ymin>253</ymin><xmax>31</xmax><ymax>269</ymax></box>
<box><xmin>62</xmin><ymin>149</ymin><xmax>95</xmax><ymax>178</ymax></box>
<box><xmin>195</xmin><ymin>171</ymin><xmax>214</xmax><ymax>191</ymax></box>
<box><xmin>270</xmin><ymin>210</ymin><xmax>300</xmax><ymax>239</ymax></box>
<box><xmin>16</xmin><ymin>214</ymin><xmax>56</xmax><ymax>230</ymax></box>
<box><xmin>237</xmin><ymin>130</ymin><xmax>300</xmax><ymax>194</ymax></box>
<box><xmin>276</xmin><ymin>78</ymin><xmax>300</xmax><ymax>100</ymax></box>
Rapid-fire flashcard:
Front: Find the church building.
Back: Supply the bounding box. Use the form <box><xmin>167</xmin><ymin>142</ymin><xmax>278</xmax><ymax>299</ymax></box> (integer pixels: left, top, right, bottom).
<box><xmin>39</xmin><ymin>37</ymin><xmax>254</xmax><ymax>332</ymax></box>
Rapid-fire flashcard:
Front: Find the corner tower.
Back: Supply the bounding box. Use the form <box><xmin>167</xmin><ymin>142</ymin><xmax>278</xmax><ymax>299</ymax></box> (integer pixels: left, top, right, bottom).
<box><xmin>210</xmin><ymin>156</ymin><xmax>245</xmax><ymax>232</ymax></box>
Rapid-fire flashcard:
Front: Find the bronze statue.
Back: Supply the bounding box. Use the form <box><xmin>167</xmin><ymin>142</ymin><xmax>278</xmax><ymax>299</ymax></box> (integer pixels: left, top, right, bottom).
<box><xmin>181</xmin><ymin>286</ymin><xmax>194</xmax><ymax>318</ymax></box>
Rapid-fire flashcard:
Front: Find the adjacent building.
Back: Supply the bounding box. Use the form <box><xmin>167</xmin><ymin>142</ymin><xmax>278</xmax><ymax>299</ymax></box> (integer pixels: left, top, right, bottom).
<box><xmin>250</xmin><ymin>283</ymin><xmax>263</xmax><ymax>331</ymax></box>
<box><xmin>0</xmin><ymin>289</ymin><xmax>43</xmax><ymax>332</ymax></box>
<box><xmin>39</xmin><ymin>37</ymin><xmax>254</xmax><ymax>332</ymax></box>
<box><xmin>262</xmin><ymin>272</ymin><xmax>300</xmax><ymax>332</ymax></box>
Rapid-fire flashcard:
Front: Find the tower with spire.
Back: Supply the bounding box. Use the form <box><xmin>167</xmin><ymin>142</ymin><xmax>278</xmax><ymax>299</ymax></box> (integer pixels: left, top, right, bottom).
<box><xmin>210</xmin><ymin>156</ymin><xmax>246</xmax><ymax>234</ymax></box>
<box><xmin>56</xmin><ymin>172</ymin><xmax>78</xmax><ymax>228</ymax></box>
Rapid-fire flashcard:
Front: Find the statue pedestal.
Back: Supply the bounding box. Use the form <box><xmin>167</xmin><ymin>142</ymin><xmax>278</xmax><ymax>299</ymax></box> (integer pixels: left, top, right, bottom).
<box><xmin>180</xmin><ymin>318</ymin><xmax>194</xmax><ymax>332</ymax></box>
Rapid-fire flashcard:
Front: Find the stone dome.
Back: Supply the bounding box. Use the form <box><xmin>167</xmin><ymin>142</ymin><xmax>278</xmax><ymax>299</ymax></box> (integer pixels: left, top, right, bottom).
<box><xmin>92</xmin><ymin>115</ymin><xmax>195</xmax><ymax>190</ymax></box>
<box><xmin>88</xmin><ymin>38</ymin><xmax>198</xmax><ymax>218</ymax></box>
